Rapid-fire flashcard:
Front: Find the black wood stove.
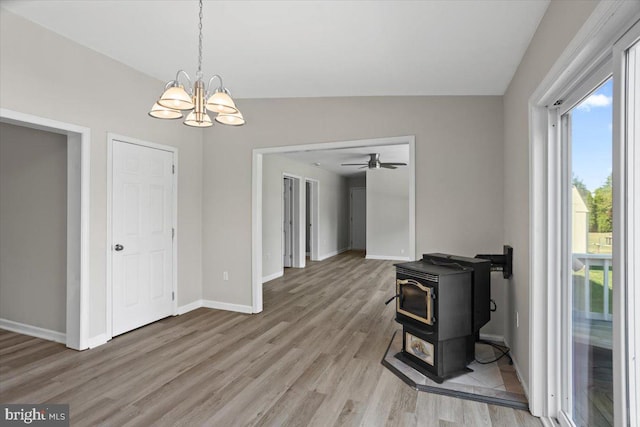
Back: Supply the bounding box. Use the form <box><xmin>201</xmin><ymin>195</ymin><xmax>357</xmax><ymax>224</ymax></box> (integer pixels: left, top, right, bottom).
<box><xmin>393</xmin><ymin>252</ymin><xmax>494</xmax><ymax>383</ymax></box>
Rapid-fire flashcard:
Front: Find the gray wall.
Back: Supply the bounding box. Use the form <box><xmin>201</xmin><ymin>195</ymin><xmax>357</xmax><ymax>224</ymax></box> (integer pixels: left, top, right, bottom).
<box><xmin>262</xmin><ymin>154</ymin><xmax>350</xmax><ymax>281</ymax></box>
<box><xmin>0</xmin><ymin>10</ymin><xmax>204</xmax><ymax>339</ymax></box>
<box><xmin>348</xmin><ymin>176</ymin><xmax>366</xmax><ymax>188</ymax></box>
<box><xmin>503</xmin><ymin>0</ymin><xmax>598</xmax><ymax>391</ymax></box>
<box><xmin>366</xmin><ymin>167</ymin><xmax>410</xmax><ymax>259</ymax></box>
<box><xmin>0</xmin><ymin>123</ymin><xmax>67</xmax><ymax>332</ymax></box>
<box><xmin>202</xmin><ymin>95</ymin><xmax>506</xmax><ymax>336</ymax></box>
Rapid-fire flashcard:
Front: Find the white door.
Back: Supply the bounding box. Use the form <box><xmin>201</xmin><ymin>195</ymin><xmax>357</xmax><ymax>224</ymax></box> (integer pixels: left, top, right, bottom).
<box><xmin>350</xmin><ymin>187</ymin><xmax>366</xmax><ymax>250</ymax></box>
<box><xmin>283</xmin><ymin>177</ymin><xmax>293</xmax><ymax>268</ymax></box>
<box><xmin>112</xmin><ymin>140</ymin><xmax>174</xmax><ymax>337</ymax></box>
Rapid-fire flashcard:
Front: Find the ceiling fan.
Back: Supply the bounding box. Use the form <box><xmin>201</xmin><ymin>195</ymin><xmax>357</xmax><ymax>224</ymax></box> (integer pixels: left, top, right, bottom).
<box><xmin>341</xmin><ymin>153</ymin><xmax>407</xmax><ymax>169</ymax></box>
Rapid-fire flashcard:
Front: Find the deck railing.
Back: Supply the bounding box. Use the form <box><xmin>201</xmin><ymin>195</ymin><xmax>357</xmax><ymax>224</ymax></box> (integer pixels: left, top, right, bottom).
<box><xmin>573</xmin><ymin>253</ymin><xmax>613</xmax><ymax>321</ymax></box>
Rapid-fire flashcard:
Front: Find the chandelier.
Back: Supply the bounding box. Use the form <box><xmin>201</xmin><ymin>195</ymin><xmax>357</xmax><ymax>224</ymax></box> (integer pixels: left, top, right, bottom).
<box><xmin>149</xmin><ymin>0</ymin><xmax>244</xmax><ymax>127</ymax></box>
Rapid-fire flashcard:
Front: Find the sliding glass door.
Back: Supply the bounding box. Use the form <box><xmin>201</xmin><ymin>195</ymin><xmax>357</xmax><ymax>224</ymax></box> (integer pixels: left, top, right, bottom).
<box><xmin>561</xmin><ymin>76</ymin><xmax>614</xmax><ymax>427</ymax></box>
<box><xmin>557</xmin><ymin>20</ymin><xmax>640</xmax><ymax>427</ymax></box>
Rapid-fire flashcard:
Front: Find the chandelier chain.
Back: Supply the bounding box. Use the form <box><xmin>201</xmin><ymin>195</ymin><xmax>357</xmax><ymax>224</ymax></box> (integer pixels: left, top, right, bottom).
<box><xmin>198</xmin><ymin>0</ymin><xmax>203</xmax><ymax>76</ymax></box>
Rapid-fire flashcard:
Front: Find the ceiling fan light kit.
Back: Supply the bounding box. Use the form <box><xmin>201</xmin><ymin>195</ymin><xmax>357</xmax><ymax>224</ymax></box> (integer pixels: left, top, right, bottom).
<box><xmin>342</xmin><ymin>153</ymin><xmax>407</xmax><ymax>170</ymax></box>
<box><xmin>149</xmin><ymin>0</ymin><xmax>244</xmax><ymax>128</ymax></box>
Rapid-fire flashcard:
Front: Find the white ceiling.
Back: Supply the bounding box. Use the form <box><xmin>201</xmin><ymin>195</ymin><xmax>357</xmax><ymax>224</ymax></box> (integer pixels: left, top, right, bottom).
<box><xmin>1</xmin><ymin>0</ymin><xmax>549</xmax><ymax>99</ymax></box>
<box><xmin>275</xmin><ymin>144</ymin><xmax>410</xmax><ymax>177</ymax></box>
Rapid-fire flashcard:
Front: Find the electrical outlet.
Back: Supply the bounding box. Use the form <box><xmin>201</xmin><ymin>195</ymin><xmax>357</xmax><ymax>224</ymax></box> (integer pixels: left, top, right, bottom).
<box><xmin>223</xmin><ymin>271</ymin><xmax>229</xmax><ymax>281</ymax></box>
<box><xmin>516</xmin><ymin>311</ymin><xmax>519</xmax><ymax>328</ymax></box>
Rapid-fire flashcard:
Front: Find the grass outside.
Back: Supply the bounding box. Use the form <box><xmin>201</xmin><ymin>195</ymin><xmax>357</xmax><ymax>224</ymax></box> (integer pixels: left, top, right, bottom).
<box><xmin>573</xmin><ymin>266</ymin><xmax>613</xmax><ymax>314</ymax></box>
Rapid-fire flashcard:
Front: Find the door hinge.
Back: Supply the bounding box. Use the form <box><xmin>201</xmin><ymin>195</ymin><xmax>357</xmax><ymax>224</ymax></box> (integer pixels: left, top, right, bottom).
<box><xmin>172</xmin><ymin>228</ymin><xmax>175</xmax><ymax>239</ymax></box>
<box><xmin>172</xmin><ymin>291</ymin><xmax>175</xmax><ymax>301</ymax></box>
<box><xmin>172</xmin><ymin>164</ymin><xmax>175</xmax><ymax>174</ymax></box>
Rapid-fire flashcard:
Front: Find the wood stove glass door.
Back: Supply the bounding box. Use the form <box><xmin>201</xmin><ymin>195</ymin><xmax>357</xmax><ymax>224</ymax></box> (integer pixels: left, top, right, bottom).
<box><xmin>396</xmin><ymin>278</ymin><xmax>433</xmax><ymax>325</ymax></box>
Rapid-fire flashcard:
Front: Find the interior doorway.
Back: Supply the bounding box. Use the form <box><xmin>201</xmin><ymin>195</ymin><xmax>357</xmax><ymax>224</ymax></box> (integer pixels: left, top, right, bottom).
<box><xmin>252</xmin><ymin>135</ymin><xmax>416</xmax><ymax>313</ymax></box>
<box><xmin>281</xmin><ymin>174</ymin><xmax>304</xmax><ymax>270</ymax></box>
<box><xmin>0</xmin><ymin>123</ymin><xmax>67</xmax><ymax>343</ymax></box>
<box><xmin>305</xmin><ymin>178</ymin><xmax>319</xmax><ymax>261</ymax></box>
<box><xmin>283</xmin><ymin>177</ymin><xmax>294</xmax><ymax>268</ymax></box>
<box><xmin>0</xmin><ymin>108</ymin><xmax>90</xmax><ymax>350</ymax></box>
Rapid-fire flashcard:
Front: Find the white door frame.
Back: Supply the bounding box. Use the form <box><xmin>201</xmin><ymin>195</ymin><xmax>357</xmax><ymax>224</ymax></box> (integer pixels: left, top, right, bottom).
<box><xmin>305</xmin><ymin>178</ymin><xmax>320</xmax><ymax>261</ymax></box>
<box><xmin>0</xmin><ymin>108</ymin><xmax>90</xmax><ymax>351</ymax></box>
<box><xmin>252</xmin><ymin>135</ymin><xmax>415</xmax><ymax>313</ymax></box>
<box><xmin>528</xmin><ymin>2</ymin><xmax>640</xmax><ymax>423</ymax></box>
<box><xmin>106</xmin><ymin>133</ymin><xmax>178</xmax><ymax>341</ymax></box>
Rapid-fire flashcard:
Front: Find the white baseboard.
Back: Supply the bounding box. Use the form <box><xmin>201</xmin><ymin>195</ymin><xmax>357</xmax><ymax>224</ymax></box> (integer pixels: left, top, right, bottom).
<box><xmin>317</xmin><ymin>247</ymin><xmax>349</xmax><ymax>261</ymax></box>
<box><xmin>176</xmin><ymin>299</ymin><xmax>254</xmax><ymax>315</ymax></box>
<box><xmin>87</xmin><ymin>333</ymin><xmax>109</xmax><ymax>349</ymax></box>
<box><xmin>202</xmin><ymin>300</ymin><xmax>253</xmax><ymax>314</ymax></box>
<box><xmin>262</xmin><ymin>270</ymin><xmax>283</xmax><ymax>283</ymax></box>
<box><xmin>0</xmin><ymin>318</ymin><xmax>66</xmax><ymax>344</ymax></box>
<box><xmin>503</xmin><ymin>336</ymin><xmax>530</xmax><ymax>401</ymax></box>
<box><xmin>479</xmin><ymin>333</ymin><xmax>505</xmax><ymax>343</ymax></box>
<box><xmin>365</xmin><ymin>254</ymin><xmax>411</xmax><ymax>261</ymax></box>
<box><xmin>176</xmin><ymin>299</ymin><xmax>204</xmax><ymax>315</ymax></box>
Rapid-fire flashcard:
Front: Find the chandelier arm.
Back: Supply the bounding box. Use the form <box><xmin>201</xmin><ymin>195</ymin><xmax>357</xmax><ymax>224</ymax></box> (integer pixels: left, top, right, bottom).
<box><xmin>174</xmin><ymin>69</ymin><xmax>193</xmax><ymax>90</ymax></box>
<box><xmin>206</xmin><ymin>74</ymin><xmax>225</xmax><ymax>94</ymax></box>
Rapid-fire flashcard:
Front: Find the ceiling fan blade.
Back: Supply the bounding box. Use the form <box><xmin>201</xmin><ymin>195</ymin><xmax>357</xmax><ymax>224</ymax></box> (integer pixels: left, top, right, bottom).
<box><xmin>341</xmin><ymin>163</ymin><xmax>367</xmax><ymax>166</ymax></box>
<box><xmin>381</xmin><ymin>165</ymin><xmax>397</xmax><ymax>169</ymax></box>
<box><xmin>359</xmin><ymin>165</ymin><xmax>369</xmax><ymax>169</ymax></box>
<box><xmin>381</xmin><ymin>162</ymin><xmax>407</xmax><ymax>166</ymax></box>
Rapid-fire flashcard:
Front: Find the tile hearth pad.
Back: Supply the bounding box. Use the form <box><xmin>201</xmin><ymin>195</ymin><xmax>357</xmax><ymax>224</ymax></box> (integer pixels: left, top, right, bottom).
<box><xmin>382</xmin><ymin>330</ymin><xmax>529</xmax><ymax>410</ymax></box>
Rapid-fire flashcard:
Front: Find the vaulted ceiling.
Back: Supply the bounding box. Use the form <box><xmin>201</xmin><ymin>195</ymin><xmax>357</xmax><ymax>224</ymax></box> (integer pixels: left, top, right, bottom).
<box><xmin>1</xmin><ymin>0</ymin><xmax>549</xmax><ymax>99</ymax></box>
<box><xmin>1</xmin><ymin>0</ymin><xmax>550</xmax><ymax>176</ymax></box>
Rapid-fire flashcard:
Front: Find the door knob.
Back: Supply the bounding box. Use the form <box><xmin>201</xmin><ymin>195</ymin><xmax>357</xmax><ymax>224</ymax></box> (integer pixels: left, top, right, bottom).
<box><xmin>114</xmin><ymin>244</ymin><xmax>124</xmax><ymax>251</ymax></box>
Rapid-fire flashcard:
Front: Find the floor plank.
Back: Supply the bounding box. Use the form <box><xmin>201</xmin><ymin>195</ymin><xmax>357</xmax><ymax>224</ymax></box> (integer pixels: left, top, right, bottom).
<box><xmin>0</xmin><ymin>251</ymin><xmax>541</xmax><ymax>426</ymax></box>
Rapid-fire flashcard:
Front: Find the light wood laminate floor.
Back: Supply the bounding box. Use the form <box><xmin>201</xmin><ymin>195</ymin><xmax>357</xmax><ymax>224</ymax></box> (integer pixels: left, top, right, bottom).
<box><xmin>0</xmin><ymin>251</ymin><xmax>541</xmax><ymax>426</ymax></box>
